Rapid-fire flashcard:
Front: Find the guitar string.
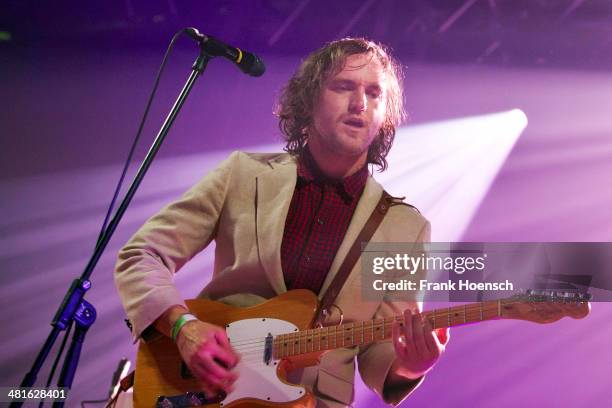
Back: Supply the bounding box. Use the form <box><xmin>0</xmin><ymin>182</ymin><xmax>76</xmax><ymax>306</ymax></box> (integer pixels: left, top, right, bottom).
<box><xmin>230</xmin><ymin>302</ymin><xmax>584</xmax><ymax>361</ymax></box>
<box><xmin>226</xmin><ymin>297</ymin><xmax>568</xmax><ymax>348</ymax></box>
<box><xmin>225</xmin><ymin>301</ymin><xmax>501</xmax><ymax>348</ymax></box>
<box><xmin>226</xmin><ymin>302</ymin><xmax>556</xmax><ymax>355</ymax></box>
<box><xmin>226</xmin><ymin>298</ymin><xmax>578</xmax><ymax>355</ymax></box>
<box><xmin>229</xmin><ymin>310</ymin><xmax>541</xmax><ymax>360</ymax></box>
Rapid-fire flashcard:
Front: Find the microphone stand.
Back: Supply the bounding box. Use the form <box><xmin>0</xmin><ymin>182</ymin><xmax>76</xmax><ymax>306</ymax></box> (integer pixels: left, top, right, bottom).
<box><xmin>12</xmin><ymin>47</ymin><xmax>212</xmax><ymax>408</ymax></box>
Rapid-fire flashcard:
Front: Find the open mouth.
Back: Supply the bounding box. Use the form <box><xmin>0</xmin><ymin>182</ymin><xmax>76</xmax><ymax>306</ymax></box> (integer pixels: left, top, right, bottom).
<box><xmin>343</xmin><ymin>118</ymin><xmax>365</xmax><ymax>128</ymax></box>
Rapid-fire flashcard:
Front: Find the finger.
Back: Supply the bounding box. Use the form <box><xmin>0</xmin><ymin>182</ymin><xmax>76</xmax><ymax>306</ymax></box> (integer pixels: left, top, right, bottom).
<box><xmin>190</xmin><ymin>361</ymin><xmax>210</xmax><ymax>382</ymax></box>
<box><xmin>209</xmin><ymin>343</ymin><xmax>240</xmax><ymax>369</ymax></box>
<box><xmin>402</xmin><ymin>309</ymin><xmax>417</xmax><ymax>356</ymax></box>
<box><xmin>392</xmin><ymin>321</ymin><xmax>407</xmax><ymax>358</ymax></box>
<box><xmin>423</xmin><ymin>318</ymin><xmax>440</xmax><ymax>356</ymax></box>
<box><xmin>215</xmin><ymin>329</ymin><xmax>231</xmax><ymax>349</ymax></box>
<box><xmin>189</xmin><ymin>362</ymin><xmax>224</xmax><ymax>396</ymax></box>
<box><xmin>202</xmin><ymin>371</ymin><xmax>229</xmax><ymax>393</ymax></box>
<box><xmin>196</xmin><ymin>349</ymin><xmax>237</xmax><ymax>381</ymax></box>
<box><xmin>422</xmin><ymin>318</ymin><xmax>440</xmax><ymax>355</ymax></box>
<box><xmin>211</xmin><ymin>370</ymin><xmax>237</xmax><ymax>394</ymax></box>
<box><xmin>215</xmin><ymin>331</ymin><xmax>240</xmax><ymax>367</ymax></box>
<box><xmin>412</xmin><ymin>313</ymin><xmax>429</xmax><ymax>357</ymax></box>
<box><xmin>191</xmin><ymin>360</ymin><xmax>237</xmax><ymax>396</ymax></box>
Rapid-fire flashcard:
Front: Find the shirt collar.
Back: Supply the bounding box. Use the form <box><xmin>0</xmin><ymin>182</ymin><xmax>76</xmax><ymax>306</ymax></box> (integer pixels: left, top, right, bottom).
<box><xmin>297</xmin><ymin>145</ymin><xmax>368</xmax><ymax>201</ymax></box>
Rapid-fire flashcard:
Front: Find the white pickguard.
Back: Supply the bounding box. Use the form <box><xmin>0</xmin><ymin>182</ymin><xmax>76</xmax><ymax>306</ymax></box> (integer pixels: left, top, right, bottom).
<box><xmin>222</xmin><ymin>318</ymin><xmax>305</xmax><ymax>406</ymax></box>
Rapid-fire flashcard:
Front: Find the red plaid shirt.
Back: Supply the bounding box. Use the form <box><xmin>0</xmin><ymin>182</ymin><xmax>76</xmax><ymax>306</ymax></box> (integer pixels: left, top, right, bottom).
<box><xmin>281</xmin><ymin>147</ymin><xmax>368</xmax><ymax>293</ymax></box>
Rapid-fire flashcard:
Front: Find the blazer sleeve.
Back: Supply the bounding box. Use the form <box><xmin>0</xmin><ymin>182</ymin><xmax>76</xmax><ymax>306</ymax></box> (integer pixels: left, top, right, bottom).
<box><xmin>114</xmin><ymin>151</ymin><xmax>240</xmax><ymax>340</ymax></box>
<box><xmin>357</xmin><ymin>219</ymin><xmax>431</xmax><ymax>406</ymax></box>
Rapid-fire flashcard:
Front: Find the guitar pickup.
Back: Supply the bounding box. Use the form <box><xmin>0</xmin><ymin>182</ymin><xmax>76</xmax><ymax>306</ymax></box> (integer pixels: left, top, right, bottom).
<box><xmin>264</xmin><ymin>333</ymin><xmax>273</xmax><ymax>365</ymax></box>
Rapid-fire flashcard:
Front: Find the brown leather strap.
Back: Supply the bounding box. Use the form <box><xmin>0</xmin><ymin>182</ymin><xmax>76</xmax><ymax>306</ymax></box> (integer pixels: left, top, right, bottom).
<box><xmin>314</xmin><ymin>190</ymin><xmax>395</xmax><ymax>326</ymax></box>
<box><xmin>119</xmin><ymin>370</ymin><xmax>135</xmax><ymax>391</ymax></box>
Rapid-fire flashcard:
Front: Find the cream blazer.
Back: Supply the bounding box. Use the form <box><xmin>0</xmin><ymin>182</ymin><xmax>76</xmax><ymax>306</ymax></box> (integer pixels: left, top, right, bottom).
<box><xmin>115</xmin><ymin>151</ymin><xmax>431</xmax><ymax>407</ymax></box>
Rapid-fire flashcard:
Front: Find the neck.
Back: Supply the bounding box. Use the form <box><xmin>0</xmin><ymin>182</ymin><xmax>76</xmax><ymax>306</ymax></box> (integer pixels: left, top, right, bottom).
<box><xmin>306</xmin><ymin>139</ymin><xmax>367</xmax><ymax>179</ymax></box>
<box><xmin>273</xmin><ymin>300</ymin><xmax>505</xmax><ymax>358</ymax></box>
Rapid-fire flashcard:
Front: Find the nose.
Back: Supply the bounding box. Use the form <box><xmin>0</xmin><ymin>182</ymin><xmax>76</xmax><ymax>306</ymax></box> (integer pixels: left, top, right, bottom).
<box><xmin>349</xmin><ymin>88</ymin><xmax>367</xmax><ymax>113</ymax></box>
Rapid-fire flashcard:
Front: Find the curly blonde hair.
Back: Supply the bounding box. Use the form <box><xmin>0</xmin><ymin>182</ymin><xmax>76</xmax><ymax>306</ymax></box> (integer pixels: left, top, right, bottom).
<box><xmin>276</xmin><ymin>38</ymin><xmax>405</xmax><ymax>172</ymax></box>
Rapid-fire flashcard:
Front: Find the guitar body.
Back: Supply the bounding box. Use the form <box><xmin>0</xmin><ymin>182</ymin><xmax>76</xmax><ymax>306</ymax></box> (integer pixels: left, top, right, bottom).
<box><xmin>134</xmin><ymin>290</ymin><xmax>319</xmax><ymax>408</ymax></box>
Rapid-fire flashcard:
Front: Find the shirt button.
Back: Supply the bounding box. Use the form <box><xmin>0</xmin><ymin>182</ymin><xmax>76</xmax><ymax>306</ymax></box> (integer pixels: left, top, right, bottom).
<box><xmin>305</xmin><ymin>255</ymin><xmax>311</xmax><ymax>262</ymax></box>
<box><xmin>317</xmin><ymin>218</ymin><xmax>324</xmax><ymax>225</ymax></box>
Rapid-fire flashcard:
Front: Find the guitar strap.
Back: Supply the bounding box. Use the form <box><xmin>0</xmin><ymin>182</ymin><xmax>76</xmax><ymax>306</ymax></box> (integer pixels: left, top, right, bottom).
<box><xmin>314</xmin><ymin>189</ymin><xmax>410</xmax><ymax>327</ymax></box>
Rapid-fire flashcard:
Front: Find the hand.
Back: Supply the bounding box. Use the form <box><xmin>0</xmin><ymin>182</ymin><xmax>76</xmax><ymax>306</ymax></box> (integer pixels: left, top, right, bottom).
<box><xmin>175</xmin><ymin>319</ymin><xmax>240</xmax><ymax>396</ymax></box>
<box><xmin>391</xmin><ymin>309</ymin><xmax>449</xmax><ymax>379</ymax></box>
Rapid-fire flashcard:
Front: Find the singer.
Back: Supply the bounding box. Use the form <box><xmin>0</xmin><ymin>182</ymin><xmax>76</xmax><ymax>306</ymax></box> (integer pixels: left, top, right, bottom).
<box><xmin>115</xmin><ymin>37</ymin><xmax>448</xmax><ymax>407</ymax></box>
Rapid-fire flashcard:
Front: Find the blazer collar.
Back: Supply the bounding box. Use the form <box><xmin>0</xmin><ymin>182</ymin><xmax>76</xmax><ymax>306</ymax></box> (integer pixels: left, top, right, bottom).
<box><xmin>255</xmin><ymin>154</ymin><xmax>297</xmax><ymax>295</ymax></box>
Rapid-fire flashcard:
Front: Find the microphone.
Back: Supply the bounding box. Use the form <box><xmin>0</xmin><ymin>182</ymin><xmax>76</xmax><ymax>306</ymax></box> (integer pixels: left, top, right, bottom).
<box><xmin>185</xmin><ymin>28</ymin><xmax>265</xmax><ymax>77</ymax></box>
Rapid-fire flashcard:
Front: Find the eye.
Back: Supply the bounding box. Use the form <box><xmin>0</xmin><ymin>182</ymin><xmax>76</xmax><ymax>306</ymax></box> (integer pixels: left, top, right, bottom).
<box><xmin>330</xmin><ymin>80</ymin><xmax>354</xmax><ymax>91</ymax></box>
<box><xmin>366</xmin><ymin>86</ymin><xmax>382</xmax><ymax>99</ymax></box>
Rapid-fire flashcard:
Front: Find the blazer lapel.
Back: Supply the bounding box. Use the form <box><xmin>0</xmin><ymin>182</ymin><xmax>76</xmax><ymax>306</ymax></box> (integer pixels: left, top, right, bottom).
<box><xmin>255</xmin><ymin>155</ymin><xmax>297</xmax><ymax>295</ymax></box>
<box><xmin>318</xmin><ymin>177</ymin><xmax>383</xmax><ymax>298</ymax></box>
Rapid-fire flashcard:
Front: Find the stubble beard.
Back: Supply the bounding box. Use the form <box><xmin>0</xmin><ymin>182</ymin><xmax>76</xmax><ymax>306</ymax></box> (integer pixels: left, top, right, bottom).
<box><xmin>325</xmin><ymin>126</ymin><xmax>372</xmax><ymax>157</ymax></box>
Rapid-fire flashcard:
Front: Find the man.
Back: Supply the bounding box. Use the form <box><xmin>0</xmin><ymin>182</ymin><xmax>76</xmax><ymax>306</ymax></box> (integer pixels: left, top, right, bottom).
<box><xmin>115</xmin><ymin>38</ymin><xmax>448</xmax><ymax>407</ymax></box>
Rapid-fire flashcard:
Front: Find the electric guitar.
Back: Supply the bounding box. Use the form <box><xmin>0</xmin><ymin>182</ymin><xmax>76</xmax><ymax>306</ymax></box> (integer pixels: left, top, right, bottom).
<box><xmin>133</xmin><ymin>289</ymin><xmax>590</xmax><ymax>407</ymax></box>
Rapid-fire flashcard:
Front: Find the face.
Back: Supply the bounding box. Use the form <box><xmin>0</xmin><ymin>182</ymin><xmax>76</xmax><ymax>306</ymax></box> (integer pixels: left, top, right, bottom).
<box><xmin>309</xmin><ymin>53</ymin><xmax>388</xmax><ymax>160</ymax></box>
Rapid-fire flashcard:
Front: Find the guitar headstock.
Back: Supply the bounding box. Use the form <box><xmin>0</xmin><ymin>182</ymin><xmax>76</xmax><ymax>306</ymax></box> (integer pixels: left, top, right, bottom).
<box><xmin>501</xmin><ymin>290</ymin><xmax>591</xmax><ymax>324</ymax></box>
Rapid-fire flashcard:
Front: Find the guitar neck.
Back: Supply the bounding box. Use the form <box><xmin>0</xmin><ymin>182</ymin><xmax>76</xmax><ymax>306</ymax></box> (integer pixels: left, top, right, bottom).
<box><xmin>273</xmin><ymin>299</ymin><xmax>505</xmax><ymax>358</ymax></box>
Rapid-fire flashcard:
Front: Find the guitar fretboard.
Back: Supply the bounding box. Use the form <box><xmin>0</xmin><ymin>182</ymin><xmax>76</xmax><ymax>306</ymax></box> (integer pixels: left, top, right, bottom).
<box><xmin>273</xmin><ymin>299</ymin><xmax>505</xmax><ymax>358</ymax></box>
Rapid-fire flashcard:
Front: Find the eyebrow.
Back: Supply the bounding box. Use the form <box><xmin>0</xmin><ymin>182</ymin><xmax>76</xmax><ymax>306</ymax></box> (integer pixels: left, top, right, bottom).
<box><xmin>329</xmin><ymin>78</ymin><xmax>383</xmax><ymax>93</ymax></box>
